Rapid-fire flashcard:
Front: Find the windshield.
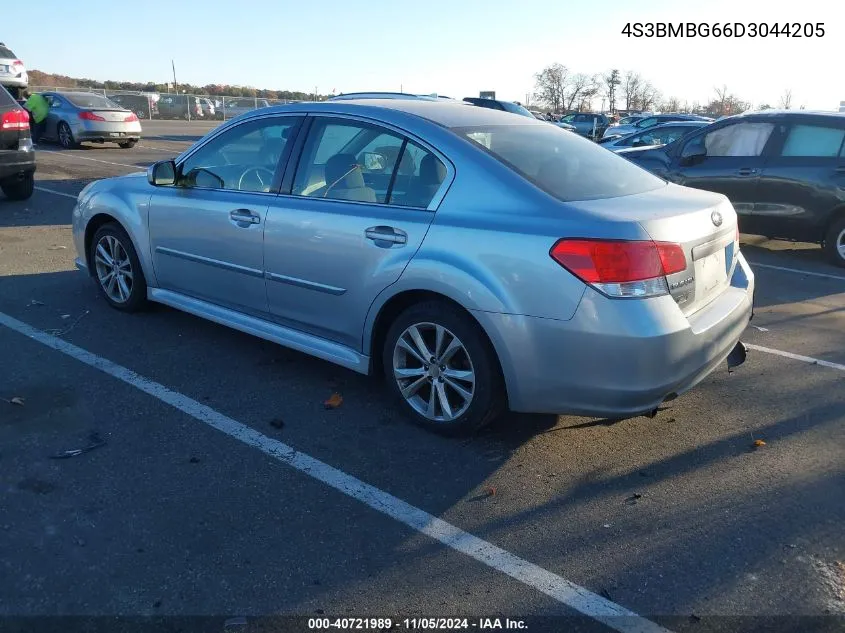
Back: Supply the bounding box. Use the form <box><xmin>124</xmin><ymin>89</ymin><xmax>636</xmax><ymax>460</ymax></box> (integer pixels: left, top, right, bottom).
<box><xmin>499</xmin><ymin>101</ymin><xmax>535</xmax><ymax>118</ymax></box>
<box><xmin>455</xmin><ymin>123</ymin><xmax>665</xmax><ymax>202</ymax></box>
<box><xmin>64</xmin><ymin>93</ymin><xmax>123</xmax><ymax>109</ymax></box>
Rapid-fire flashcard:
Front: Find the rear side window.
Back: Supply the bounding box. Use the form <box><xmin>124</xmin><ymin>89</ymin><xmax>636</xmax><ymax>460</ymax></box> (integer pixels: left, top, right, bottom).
<box><xmin>0</xmin><ymin>84</ymin><xmax>16</xmax><ymax>107</ymax></box>
<box><xmin>456</xmin><ymin>123</ymin><xmax>665</xmax><ymax>202</ymax></box>
<box><xmin>702</xmin><ymin>122</ymin><xmax>775</xmax><ymax>157</ymax></box>
<box><xmin>0</xmin><ymin>46</ymin><xmax>15</xmax><ymax>58</ymax></box>
<box><xmin>780</xmin><ymin>124</ymin><xmax>845</xmax><ymax>157</ymax></box>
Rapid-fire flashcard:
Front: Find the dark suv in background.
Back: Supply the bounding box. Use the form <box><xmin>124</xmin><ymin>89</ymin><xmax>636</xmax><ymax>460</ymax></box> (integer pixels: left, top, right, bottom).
<box><xmin>558</xmin><ymin>112</ymin><xmax>611</xmax><ymax>139</ymax></box>
<box><xmin>619</xmin><ymin>110</ymin><xmax>845</xmax><ymax>266</ymax></box>
<box><xmin>0</xmin><ymin>83</ymin><xmax>35</xmax><ymax>200</ymax></box>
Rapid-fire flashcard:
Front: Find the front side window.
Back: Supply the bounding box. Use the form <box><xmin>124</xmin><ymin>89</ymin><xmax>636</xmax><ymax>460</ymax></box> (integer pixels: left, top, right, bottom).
<box><xmin>780</xmin><ymin>124</ymin><xmax>845</xmax><ymax>157</ymax></box>
<box><xmin>292</xmin><ymin>119</ymin><xmax>447</xmax><ymax>207</ymax></box>
<box><xmin>700</xmin><ymin>122</ymin><xmax>775</xmax><ymax>157</ymax></box>
<box><xmin>456</xmin><ymin>123</ymin><xmax>665</xmax><ymax>202</ymax></box>
<box><xmin>179</xmin><ymin>117</ymin><xmax>300</xmax><ymax>192</ymax></box>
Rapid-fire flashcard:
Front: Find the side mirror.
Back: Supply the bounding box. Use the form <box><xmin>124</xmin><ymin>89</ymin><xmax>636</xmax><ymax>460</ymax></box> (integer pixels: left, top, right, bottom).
<box><xmin>680</xmin><ymin>142</ymin><xmax>707</xmax><ymax>165</ymax></box>
<box><xmin>148</xmin><ymin>160</ymin><xmax>176</xmax><ymax>186</ymax></box>
<box><xmin>360</xmin><ymin>152</ymin><xmax>387</xmax><ymax>172</ymax></box>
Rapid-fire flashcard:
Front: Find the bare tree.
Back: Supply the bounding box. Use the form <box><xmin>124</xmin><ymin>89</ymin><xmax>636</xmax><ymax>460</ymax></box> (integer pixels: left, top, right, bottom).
<box><xmin>662</xmin><ymin>96</ymin><xmax>681</xmax><ymax>112</ymax></box>
<box><xmin>533</xmin><ymin>63</ymin><xmax>569</xmax><ymax>114</ymax></box>
<box><xmin>779</xmin><ymin>89</ymin><xmax>793</xmax><ymax>109</ymax></box>
<box><xmin>758</xmin><ymin>103</ymin><xmax>772</xmax><ymax>110</ymax></box>
<box><xmin>563</xmin><ymin>73</ymin><xmax>595</xmax><ymax>112</ymax></box>
<box><xmin>714</xmin><ymin>85</ymin><xmax>729</xmax><ymax>116</ymax></box>
<box><xmin>622</xmin><ymin>71</ymin><xmax>641</xmax><ymax>110</ymax></box>
<box><xmin>603</xmin><ymin>69</ymin><xmax>621</xmax><ymax>113</ymax></box>
<box><xmin>637</xmin><ymin>81</ymin><xmax>661</xmax><ymax>111</ymax></box>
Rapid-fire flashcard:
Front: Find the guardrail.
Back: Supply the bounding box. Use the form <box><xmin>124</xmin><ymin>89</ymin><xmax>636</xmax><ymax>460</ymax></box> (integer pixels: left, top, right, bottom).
<box><xmin>28</xmin><ymin>86</ymin><xmax>308</xmax><ymax>122</ymax></box>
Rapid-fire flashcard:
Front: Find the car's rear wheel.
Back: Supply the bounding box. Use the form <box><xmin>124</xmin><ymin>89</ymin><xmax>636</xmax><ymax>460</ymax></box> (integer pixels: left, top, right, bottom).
<box><xmin>823</xmin><ymin>217</ymin><xmax>845</xmax><ymax>268</ymax></box>
<box><xmin>89</xmin><ymin>223</ymin><xmax>147</xmax><ymax>312</ymax></box>
<box><xmin>0</xmin><ymin>172</ymin><xmax>34</xmax><ymax>200</ymax></box>
<box><xmin>119</xmin><ymin>140</ymin><xmax>137</xmax><ymax>149</ymax></box>
<box><xmin>382</xmin><ymin>301</ymin><xmax>505</xmax><ymax>436</ymax></box>
<box><xmin>58</xmin><ymin>122</ymin><xmax>78</xmax><ymax>149</ymax></box>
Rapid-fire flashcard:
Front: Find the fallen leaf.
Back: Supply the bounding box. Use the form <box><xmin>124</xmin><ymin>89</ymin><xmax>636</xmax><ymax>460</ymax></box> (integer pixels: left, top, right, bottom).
<box><xmin>487</xmin><ymin>486</ymin><xmax>497</xmax><ymax>497</ymax></box>
<box><xmin>753</xmin><ymin>439</ymin><xmax>767</xmax><ymax>448</ymax></box>
<box><xmin>625</xmin><ymin>493</ymin><xmax>643</xmax><ymax>504</ymax></box>
<box><xmin>603</xmin><ymin>523</ymin><xmax>612</xmax><ymax>529</ymax></box>
<box><xmin>599</xmin><ymin>588</ymin><xmax>612</xmax><ymax>600</ymax></box>
<box><xmin>323</xmin><ymin>393</ymin><xmax>343</xmax><ymax>409</ymax></box>
<box><xmin>28</xmin><ymin>299</ymin><xmax>45</xmax><ymax>306</ymax></box>
<box><xmin>47</xmin><ymin>245</ymin><xmax>67</xmax><ymax>250</ymax></box>
<box><xmin>269</xmin><ymin>417</ymin><xmax>285</xmax><ymax>429</ymax></box>
<box><xmin>689</xmin><ymin>614</ymin><xmax>701</xmax><ymax>623</ymax></box>
<box><xmin>61</xmin><ymin>314</ymin><xmax>71</xmax><ymax>319</ymax></box>
<box><xmin>10</xmin><ymin>396</ymin><xmax>24</xmax><ymax>406</ymax></box>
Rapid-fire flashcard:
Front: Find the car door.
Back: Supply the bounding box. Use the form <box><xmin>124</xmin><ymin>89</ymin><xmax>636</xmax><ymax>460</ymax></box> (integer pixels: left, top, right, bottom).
<box><xmin>263</xmin><ymin>116</ymin><xmax>449</xmax><ymax>349</ymax></box>
<box><xmin>148</xmin><ymin>114</ymin><xmax>303</xmax><ymax>317</ymax></box>
<box><xmin>753</xmin><ymin>118</ymin><xmax>845</xmax><ymax>241</ymax></box>
<box><xmin>667</xmin><ymin>119</ymin><xmax>779</xmax><ymax>217</ymax></box>
<box><xmin>41</xmin><ymin>93</ymin><xmax>62</xmax><ymax>140</ymax></box>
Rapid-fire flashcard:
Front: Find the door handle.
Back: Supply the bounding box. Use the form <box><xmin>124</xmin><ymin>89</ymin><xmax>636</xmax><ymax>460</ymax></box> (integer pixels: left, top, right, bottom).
<box><xmin>737</xmin><ymin>167</ymin><xmax>759</xmax><ymax>176</ymax></box>
<box><xmin>365</xmin><ymin>226</ymin><xmax>407</xmax><ymax>245</ymax></box>
<box><xmin>229</xmin><ymin>209</ymin><xmax>260</xmax><ymax>225</ymax></box>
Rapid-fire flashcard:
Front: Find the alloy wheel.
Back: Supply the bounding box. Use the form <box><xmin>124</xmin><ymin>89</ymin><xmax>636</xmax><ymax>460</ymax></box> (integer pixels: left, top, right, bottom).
<box><xmin>58</xmin><ymin>123</ymin><xmax>73</xmax><ymax>148</ymax></box>
<box><xmin>392</xmin><ymin>322</ymin><xmax>476</xmax><ymax>423</ymax></box>
<box><xmin>94</xmin><ymin>235</ymin><xmax>134</xmax><ymax>303</ymax></box>
<box><xmin>837</xmin><ymin>227</ymin><xmax>845</xmax><ymax>262</ymax></box>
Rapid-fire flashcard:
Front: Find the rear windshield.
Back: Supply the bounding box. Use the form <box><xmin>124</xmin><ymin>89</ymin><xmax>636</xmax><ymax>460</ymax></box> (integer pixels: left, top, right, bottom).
<box><xmin>64</xmin><ymin>93</ymin><xmax>123</xmax><ymax>109</ymax></box>
<box><xmin>0</xmin><ymin>46</ymin><xmax>15</xmax><ymax>59</ymax></box>
<box><xmin>0</xmin><ymin>84</ymin><xmax>16</xmax><ymax>107</ymax></box>
<box><xmin>454</xmin><ymin>123</ymin><xmax>665</xmax><ymax>201</ymax></box>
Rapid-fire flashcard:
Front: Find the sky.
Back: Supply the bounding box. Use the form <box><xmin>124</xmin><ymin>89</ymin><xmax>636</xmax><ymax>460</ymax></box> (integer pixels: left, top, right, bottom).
<box><xmin>14</xmin><ymin>0</ymin><xmax>840</xmax><ymax>110</ymax></box>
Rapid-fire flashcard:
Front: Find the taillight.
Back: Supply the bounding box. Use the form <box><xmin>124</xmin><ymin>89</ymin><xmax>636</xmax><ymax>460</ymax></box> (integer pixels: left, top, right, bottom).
<box><xmin>11</xmin><ymin>60</ymin><xmax>24</xmax><ymax>73</ymax></box>
<box><xmin>124</xmin><ymin>113</ymin><xmax>138</xmax><ymax>122</ymax></box>
<box><xmin>0</xmin><ymin>108</ymin><xmax>30</xmax><ymax>130</ymax></box>
<box><xmin>550</xmin><ymin>239</ymin><xmax>687</xmax><ymax>298</ymax></box>
<box><xmin>79</xmin><ymin>111</ymin><xmax>106</xmax><ymax>121</ymax></box>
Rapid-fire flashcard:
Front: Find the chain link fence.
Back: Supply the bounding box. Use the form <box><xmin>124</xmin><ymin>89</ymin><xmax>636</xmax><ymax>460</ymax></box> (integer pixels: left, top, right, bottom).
<box><xmin>29</xmin><ymin>86</ymin><xmax>306</xmax><ymax>121</ymax></box>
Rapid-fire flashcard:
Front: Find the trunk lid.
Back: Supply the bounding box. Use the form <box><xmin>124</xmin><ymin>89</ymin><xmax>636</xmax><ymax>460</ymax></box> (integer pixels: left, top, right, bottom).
<box><xmin>84</xmin><ymin>109</ymin><xmax>134</xmax><ymax>123</ymax></box>
<box><xmin>572</xmin><ymin>183</ymin><xmax>739</xmax><ymax>316</ymax></box>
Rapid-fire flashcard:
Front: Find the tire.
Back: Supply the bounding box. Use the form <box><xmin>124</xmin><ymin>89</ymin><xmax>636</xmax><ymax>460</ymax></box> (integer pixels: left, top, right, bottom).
<box><xmin>823</xmin><ymin>216</ymin><xmax>845</xmax><ymax>268</ymax></box>
<box><xmin>382</xmin><ymin>301</ymin><xmax>505</xmax><ymax>436</ymax></box>
<box><xmin>58</xmin><ymin>122</ymin><xmax>78</xmax><ymax>149</ymax></box>
<box><xmin>89</xmin><ymin>223</ymin><xmax>147</xmax><ymax>312</ymax></box>
<box><xmin>1</xmin><ymin>172</ymin><xmax>34</xmax><ymax>201</ymax></box>
<box><xmin>119</xmin><ymin>140</ymin><xmax>137</xmax><ymax>149</ymax></box>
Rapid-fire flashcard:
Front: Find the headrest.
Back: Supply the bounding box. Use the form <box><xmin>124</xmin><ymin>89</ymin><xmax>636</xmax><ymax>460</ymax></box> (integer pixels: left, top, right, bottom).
<box><xmin>325</xmin><ymin>153</ymin><xmax>365</xmax><ymax>189</ymax></box>
<box><xmin>419</xmin><ymin>154</ymin><xmax>446</xmax><ymax>185</ymax></box>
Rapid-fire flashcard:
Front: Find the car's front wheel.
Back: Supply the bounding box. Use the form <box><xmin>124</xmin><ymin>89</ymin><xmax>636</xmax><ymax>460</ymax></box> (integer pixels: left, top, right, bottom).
<box><xmin>118</xmin><ymin>140</ymin><xmax>137</xmax><ymax>149</ymax></box>
<box><xmin>89</xmin><ymin>223</ymin><xmax>147</xmax><ymax>312</ymax></box>
<box><xmin>0</xmin><ymin>172</ymin><xmax>34</xmax><ymax>200</ymax></box>
<box><xmin>823</xmin><ymin>216</ymin><xmax>845</xmax><ymax>268</ymax></box>
<box><xmin>382</xmin><ymin>301</ymin><xmax>505</xmax><ymax>436</ymax></box>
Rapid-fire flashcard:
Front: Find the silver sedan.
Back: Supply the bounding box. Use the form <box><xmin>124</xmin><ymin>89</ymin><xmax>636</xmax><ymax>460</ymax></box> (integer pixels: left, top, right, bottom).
<box><xmin>39</xmin><ymin>91</ymin><xmax>142</xmax><ymax>149</ymax></box>
<box><xmin>71</xmin><ymin>98</ymin><xmax>753</xmax><ymax>435</ymax></box>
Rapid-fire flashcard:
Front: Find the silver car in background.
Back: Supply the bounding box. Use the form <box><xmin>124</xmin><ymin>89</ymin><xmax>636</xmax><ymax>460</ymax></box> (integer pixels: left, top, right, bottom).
<box><xmin>223</xmin><ymin>98</ymin><xmax>271</xmax><ymax>118</ymax></box>
<box><xmin>0</xmin><ymin>42</ymin><xmax>28</xmax><ymax>90</ymax></box>
<box><xmin>599</xmin><ymin>120</ymin><xmax>709</xmax><ymax>152</ymax></box>
<box><xmin>71</xmin><ymin>99</ymin><xmax>753</xmax><ymax>435</ymax></box>
<box><xmin>40</xmin><ymin>91</ymin><xmax>142</xmax><ymax>149</ymax></box>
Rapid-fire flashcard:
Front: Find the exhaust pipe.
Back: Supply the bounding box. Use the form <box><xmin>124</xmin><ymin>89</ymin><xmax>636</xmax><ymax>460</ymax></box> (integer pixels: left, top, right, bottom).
<box><xmin>727</xmin><ymin>341</ymin><xmax>747</xmax><ymax>372</ymax></box>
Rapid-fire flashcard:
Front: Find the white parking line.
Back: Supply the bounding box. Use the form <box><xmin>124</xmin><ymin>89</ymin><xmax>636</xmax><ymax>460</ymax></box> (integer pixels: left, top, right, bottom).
<box><xmin>37</xmin><ymin>149</ymin><xmax>143</xmax><ymax>170</ymax></box>
<box><xmin>749</xmin><ymin>262</ymin><xmax>845</xmax><ymax>282</ymax></box>
<box><xmin>138</xmin><ymin>144</ymin><xmax>181</xmax><ymax>153</ymax></box>
<box><xmin>749</xmin><ymin>344</ymin><xmax>845</xmax><ymax>372</ymax></box>
<box><xmin>0</xmin><ymin>309</ymin><xmax>670</xmax><ymax>633</ymax></box>
<box><xmin>34</xmin><ymin>186</ymin><xmax>77</xmax><ymax>200</ymax></box>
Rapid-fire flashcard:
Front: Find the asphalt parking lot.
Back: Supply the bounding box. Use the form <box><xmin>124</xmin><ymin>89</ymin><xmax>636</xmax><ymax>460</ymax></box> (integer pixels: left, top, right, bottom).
<box><xmin>1</xmin><ymin>120</ymin><xmax>843</xmax><ymax>633</ymax></box>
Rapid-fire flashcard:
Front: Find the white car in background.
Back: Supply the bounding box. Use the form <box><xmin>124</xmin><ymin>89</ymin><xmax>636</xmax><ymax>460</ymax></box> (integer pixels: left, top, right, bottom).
<box><xmin>0</xmin><ymin>42</ymin><xmax>28</xmax><ymax>91</ymax></box>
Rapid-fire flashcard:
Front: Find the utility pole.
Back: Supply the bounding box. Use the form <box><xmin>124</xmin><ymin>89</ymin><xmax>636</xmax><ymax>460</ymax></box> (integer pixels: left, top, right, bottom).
<box><xmin>171</xmin><ymin>60</ymin><xmax>178</xmax><ymax>94</ymax></box>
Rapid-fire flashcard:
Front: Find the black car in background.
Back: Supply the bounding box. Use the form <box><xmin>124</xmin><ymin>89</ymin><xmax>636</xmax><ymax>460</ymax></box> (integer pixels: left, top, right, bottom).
<box><xmin>108</xmin><ymin>93</ymin><xmax>158</xmax><ymax>120</ymax></box>
<box><xmin>0</xmin><ymin>83</ymin><xmax>35</xmax><ymax>200</ymax></box>
<box><xmin>619</xmin><ymin>110</ymin><xmax>845</xmax><ymax>266</ymax></box>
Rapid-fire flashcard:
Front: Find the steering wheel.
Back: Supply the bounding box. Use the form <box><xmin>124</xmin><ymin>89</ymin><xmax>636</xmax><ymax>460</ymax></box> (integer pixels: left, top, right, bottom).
<box><xmin>237</xmin><ymin>167</ymin><xmax>275</xmax><ymax>192</ymax></box>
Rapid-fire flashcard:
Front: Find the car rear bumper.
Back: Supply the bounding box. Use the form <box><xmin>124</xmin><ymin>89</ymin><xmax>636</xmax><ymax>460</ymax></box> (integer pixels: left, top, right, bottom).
<box><xmin>0</xmin><ymin>148</ymin><xmax>36</xmax><ymax>179</ymax></box>
<box><xmin>476</xmin><ymin>252</ymin><xmax>755</xmax><ymax>418</ymax></box>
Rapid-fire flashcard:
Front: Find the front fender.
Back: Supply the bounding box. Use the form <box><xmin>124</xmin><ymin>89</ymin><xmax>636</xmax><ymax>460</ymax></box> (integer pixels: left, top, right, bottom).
<box><xmin>77</xmin><ymin>182</ymin><xmax>157</xmax><ymax>287</ymax></box>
